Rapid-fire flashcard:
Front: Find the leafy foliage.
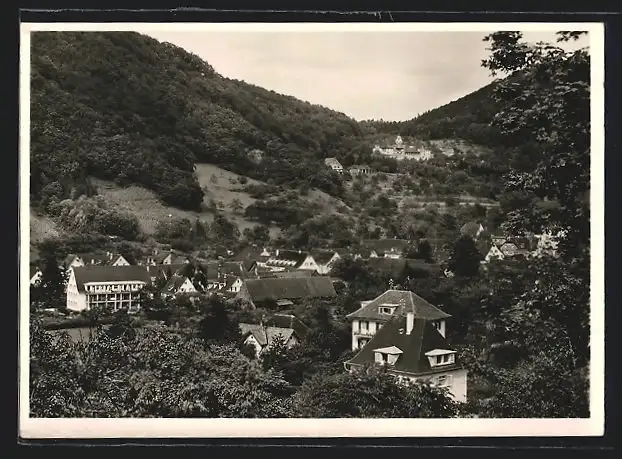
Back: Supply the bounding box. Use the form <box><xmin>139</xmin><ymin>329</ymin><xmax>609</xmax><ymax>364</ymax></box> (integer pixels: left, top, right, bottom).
<box><xmin>292</xmin><ymin>366</ymin><xmax>458</xmax><ymax>418</ymax></box>
<box><xmin>31</xmin><ymin>31</ymin><xmax>368</xmax><ymax>213</ymax></box>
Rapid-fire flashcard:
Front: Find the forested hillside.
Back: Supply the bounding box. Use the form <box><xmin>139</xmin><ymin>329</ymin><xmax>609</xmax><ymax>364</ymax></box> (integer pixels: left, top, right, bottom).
<box><xmin>364</xmin><ymin>73</ymin><xmax>549</xmax><ymax>176</ymax></box>
<box><xmin>30</xmin><ymin>31</ymin><xmax>370</xmax><ymax>212</ymax></box>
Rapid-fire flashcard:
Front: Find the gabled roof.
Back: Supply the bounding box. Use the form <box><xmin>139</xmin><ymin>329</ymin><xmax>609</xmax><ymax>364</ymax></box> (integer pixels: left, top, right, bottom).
<box><xmin>30</xmin><ymin>265</ymin><xmax>41</xmax><ymax>279</ymax></box>
<box><xmin>239</xmin><ymin>323</ymin><xmax>296</xmax><ymax>347</ymax></box>
<box><xmin>72</xmin><ymin>265</ymin><xmax>151</xmax><ymax>293</ymax></box>
<box><xmin>347</xmin><ymin>315</ymin><xmax>462</xmax><ymax>376</ymax></box>
<box><xmin>241</xmin><ymin>277</ymin><xmax>337</xmax><ymax>302</ymax></box>
<box><xmin>324</xmin><ymin>157</ymin><xmax>343</xmax><ymax>167</ymax></box>
<box><xmin>163</xmin><ymin>274</ymin><xmax>190</xmax><ymax>293</ymax></box>
<box><xmin>201</xmin><ymin>261</ymin><xmax>247</xmax><ymax>280</ymax></box>
<box><xmin>309</xmin><ymin>249</ymin><xmax>339</xmax><ymax>265</ymax></box>
<box><xmin>346</xmin><ymin>289</ymin><xmax>451</xmax><ymax>322</ymax></box>
<box><xmin>265</xmin><ymin>250</ymin><xmax>310</xmax><ymax>267</ymax></box>
<box><xmin>265</xmin><ymin>313</ymin><xmax>310</xmax><ymax>339</ymax></box>
<box><xmin>63</xmin><ymin>254</ymin><xmax>82</xmax><ymax>266</ymax></box>
<box><xmin>145</xmin><ymin>263</ymin><xmax>189</xmax><ymax>279</ymax></box>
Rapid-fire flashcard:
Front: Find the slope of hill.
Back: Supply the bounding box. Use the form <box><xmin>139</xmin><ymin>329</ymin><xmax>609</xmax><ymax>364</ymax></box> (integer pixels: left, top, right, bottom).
<box><xmin>30</xmin><ymin>31</ymin><xmax>370</xmax><ymax>213</ymax></box>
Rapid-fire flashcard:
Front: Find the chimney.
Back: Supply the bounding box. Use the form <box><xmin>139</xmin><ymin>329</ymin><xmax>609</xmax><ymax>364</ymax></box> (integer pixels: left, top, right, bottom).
<box><xmin>406</xmin><ymin>311</ymin><xmax>414</xmax><ymax>335</ymax></box>
<box><xmin>276</xmin><ymin>249</ymin><xmax>280</xmax><ymax>257</ymax></box>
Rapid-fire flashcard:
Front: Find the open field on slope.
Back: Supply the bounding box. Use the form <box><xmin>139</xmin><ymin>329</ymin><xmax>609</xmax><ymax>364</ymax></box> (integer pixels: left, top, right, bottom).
<box><xmin>30</xmin><ymin>211</ymin><xmax>61</xmax><ymax>244</ymax></box>
<box><xmin>92</xmin><ymin>177</ymin><xmax>280</xmax><ymax>237</ymax></box>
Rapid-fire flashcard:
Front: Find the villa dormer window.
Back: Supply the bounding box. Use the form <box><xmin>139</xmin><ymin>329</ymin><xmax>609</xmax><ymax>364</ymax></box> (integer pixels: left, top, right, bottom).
<box><xmin>373</xmin><ymin>346</ymin><xmax>403</xmax><ymax>366</ymax></box>
<box><xmin>379</xmin><ymin>306</ymin><xmax>396</xmax><ymax>315</ymax></box>
<box><xmin>425</xmin><ymin>349</ymin><xmax>456</xmax><ymax>367</ymax></box>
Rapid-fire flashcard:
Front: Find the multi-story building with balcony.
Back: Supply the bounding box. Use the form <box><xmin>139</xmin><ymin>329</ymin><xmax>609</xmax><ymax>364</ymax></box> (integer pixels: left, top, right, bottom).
<box><xmin>66</xmin><ymin>265</ymin><xmax>152</xmax><ymax>312</ymax></box>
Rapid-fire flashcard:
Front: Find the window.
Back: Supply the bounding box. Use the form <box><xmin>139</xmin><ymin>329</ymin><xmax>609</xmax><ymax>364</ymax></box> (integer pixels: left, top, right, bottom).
<box><xmin>379</xmin><ymin>307</ymin><xmax>395</xmax><ymax>315</ymax></box>
<box><xmin>374</xmin><ymin>352</ymin><xmax>387</xmax><ymax>364</ymax></box>
<box><xmin>437</xmin><ymin>375</ymin><xmax>448</xmax><ymax>386</ymax></box>
<box><xmin>361</xmin><ymin>321</ymin><xmax>369</xmax><ymax>331</ymax></box>
<box><xmin>434</xmin><ymin>354</ymin><xmax>455</xmax><ymax>365</ymax></box>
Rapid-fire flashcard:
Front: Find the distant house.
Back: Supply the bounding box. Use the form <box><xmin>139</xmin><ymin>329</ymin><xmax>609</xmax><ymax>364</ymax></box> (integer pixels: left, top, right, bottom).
<box><xmin>346</xmin><ymin>289</ymin><xmax>451</xmax><ymax>351</ymax></box>
<box><xmin>239</xmin><ymin>323</ymin><xmax>302</xmax><ymax>358</ymax></box>
<box><xmin>349</xmin><ymin>165</ymin><xmax>374</xmax><ymax>176</ymax></box>
<box><xmin>224</xmin><ymin>276</ymin><xmax>245</xmax><ymax>294</ymax></box>
<box><xmin>482</xmin><ymin>235</ymin><xmax>537</xmax><ymax>263</ymax></box>
<box><xmin>154</xmin><ymin>251</ymin><xmax>190</xmax><ymax>265</ymax></box>
<box><xmin>30</xmin><ymin>265</ymin><xmax>42</xmax><ymax>285</ymax></box>
<box><xmin>373</xmin><ymin>135</ymin><xmax>433</xmax><ymax>161</ymax></box>
<box><xmin>324</xmin><ymin>157</ymin><xmax>344</xmax><ymax>174</ymax></box>
<box><xmin>310</xmin><ymin>249</ymin><xmax>341</xmax><ymax>274</ymax></box>
<box><xmin>145</xmin><ymin>263</ymin><xmax>188</xmax><ymax>282</ymax></box>
<box><xmin>256</xmin><ymin>249</ymin><xmax>320</xmax><ymax>273</ymax></box>
<box><xmin>66</xmin><ymin>265</ymin><xmax>152</xmax><ymax>312</ymax></box>
<box><xmin>533</xmin><ymin>232</ymin><xmax>561</xmax><ymax>258</ymax></box>
<box><xmin>110</xmin><ymin>254</ymin><xmax>131</xmax><ymax>266</ymax></box>
<box><xmin>484</xmin><ymin>244</ymin><xmax>505</xmax><ymax>263</ymax></box>
<box><xmin>361</xmin><ymin>239</ymin><xmax>410</xmax><ymax>259</ymax></box>
<box><xmin>162</xmin><ymin>274</ymin><xmax>198</xmax><ymax>298</ymax></box>
<box><xmin>63</xmin><ymin>254</ymin><xmax>85</xmax><ymax>269</ymax></box>
<box><xmin>236</xmin><ymin>277</ymin><xmax>337</xmax><ymax>308</ymax></box>
<box><xmin>76</xmin><ymin>251</ymin><xmax>130</xmax><ymax>267</ymax></box>
<box><xmin>460</xmin><ymin>222</ymin><xmax>485</xmax><ymax>240</ymax></box>
<box><xmin>344</xmin><ymin>298</ymin><xmax>467</xmax><ymax>403</ymax></box>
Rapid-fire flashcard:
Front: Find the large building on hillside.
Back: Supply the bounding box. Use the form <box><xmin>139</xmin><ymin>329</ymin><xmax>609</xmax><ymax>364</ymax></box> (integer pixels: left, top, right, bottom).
<box><xmin>66</xmin><ymin>265</ymin><xmax>152</xmax><ymax>312</ymax></box>
<box><xmin>373</xmin><ymin>135</ymin><xmax>433</xmax><ymax>161</ymax></box>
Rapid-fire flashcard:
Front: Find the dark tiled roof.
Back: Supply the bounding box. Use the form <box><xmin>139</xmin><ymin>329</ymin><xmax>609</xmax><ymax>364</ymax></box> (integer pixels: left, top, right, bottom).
<box><xmin>346</xmin><ymin>289</ymin><xmax>451</xmax><ymax>322</ymax></box>
<box><xmin>201</xmin><ymin>261</ymin><xmax>247</xmax><ymax>279</ymax></box>
<box><xmin>241</xmin><ymin>277</ymin><xmax>337</xmax><ymax>302</ymax></box>
<box><xmin>239</xmin><ymin>323</ymin><xmax>295</xmax><ymax>347</ymax></box>
<box><xmin>266</xmin><ymin>250</ymin><xmax>309</xmax><ymax>267</ymax></box>
<box><xmin>266</xmin><ymin>313</ymin><xmax>310</xmax><ymax>339</ymax></box>
<box><xmin>72</xmin><ymin>265</ymin><xmax>151</xmax><ymax>293</ymax></box>
<box><xmin>271</xmin><ymin>269</ymin><xmax>318</xmax><ymax>278</ymax></box>
<box><xmin>346</xmin><ymin>316</ymin><xmax>462</xmax><ymax>376</ymax></box>
<box><xmin>145</xmin><ymin>263</ymin><xmax>188</xmax><ymax>278</ymax></box>
<box><xmin>163</xmin><ymin>274</ymin><xmax>189</xmax><ymax>293</ymax></box>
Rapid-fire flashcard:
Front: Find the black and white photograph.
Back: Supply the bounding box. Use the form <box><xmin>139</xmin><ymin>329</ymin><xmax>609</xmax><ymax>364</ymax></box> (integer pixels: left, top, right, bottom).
<box><xmin>19</xmin><ymin>21</ymin><xmax>604</xmax><ymax>438</ymax></box>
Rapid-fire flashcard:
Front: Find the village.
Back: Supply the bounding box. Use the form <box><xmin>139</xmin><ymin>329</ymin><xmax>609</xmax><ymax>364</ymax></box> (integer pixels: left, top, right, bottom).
<box><xmin>25</xmin><ymin>28</ymin><xmax>592</xmax><ymax>422</ymax></box>
<box><xmin>29</xmin><ymin>224</ymin><xmax>561</xmax><ymax>406</ymax></box>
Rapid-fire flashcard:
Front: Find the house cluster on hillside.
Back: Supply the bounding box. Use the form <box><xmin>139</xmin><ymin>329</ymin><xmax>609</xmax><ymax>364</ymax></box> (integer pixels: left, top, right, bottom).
<box><xmin>31</xmin><ymin>239</ymin><xmax>474</xmax><ymax>403</ymax></box>
<box><xmin>373</xmin><ymin>135</ymin><xmax>433</xmax><ymax>162</ymax></box>
<box><xmin>323</xmin><ymin>157</ymin><xmax>375</xmax><ymax>177</ymax></box>
<box><xmin>458</xmin><ymin>221</ymin><xmax>561</xmax><ymax>263</ymax></box>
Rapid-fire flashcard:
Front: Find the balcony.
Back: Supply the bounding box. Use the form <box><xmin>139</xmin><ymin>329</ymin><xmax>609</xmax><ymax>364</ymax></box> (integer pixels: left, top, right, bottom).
<box><xmin>353</xmin><ymin>330</ymin><xmax>375</xmax><ymax>338</ymax></box>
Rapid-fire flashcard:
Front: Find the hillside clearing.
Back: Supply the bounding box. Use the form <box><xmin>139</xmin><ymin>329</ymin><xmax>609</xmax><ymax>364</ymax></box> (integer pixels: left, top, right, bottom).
<box><xmin>30</xmin><ymin>211</ymin><xmax>61</xmax><ymax>244</ymax></box>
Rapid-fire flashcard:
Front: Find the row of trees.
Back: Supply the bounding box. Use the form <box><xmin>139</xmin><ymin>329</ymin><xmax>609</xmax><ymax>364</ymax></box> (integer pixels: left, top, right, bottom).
<box><xmin>30</xmin><ymin>295</ymin><xmax>458</xmax><ymax>418</ymax></box>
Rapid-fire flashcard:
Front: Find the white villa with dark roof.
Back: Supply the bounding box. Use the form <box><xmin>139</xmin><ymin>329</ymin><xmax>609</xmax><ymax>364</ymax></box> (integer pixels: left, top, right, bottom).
<box><xmin>345</xmin><ymin>289</ymin><xmax>467</xmax><ymax>402</ymax></box>
<box><xmin>346</xmin><ymin>289</ymin><xmax>451</xmax><ymax>351</ymax></box>
<box><xmin>66</xmin><ymin>265</ymin><xmax>152</xmax><ymax>312</ymax></box>
<box><xmin>255</xmin><ymin>249</ymin><xmax>320</xmax><ymax>273</ymax></box>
